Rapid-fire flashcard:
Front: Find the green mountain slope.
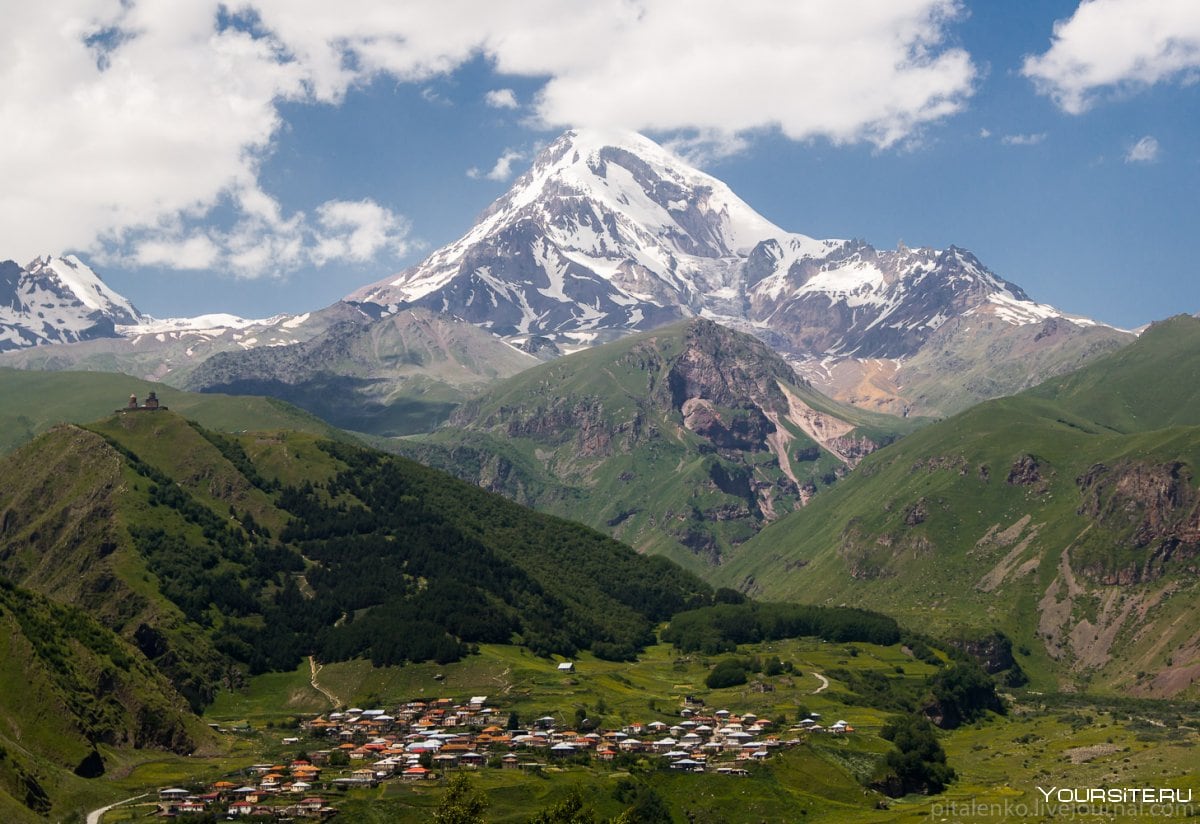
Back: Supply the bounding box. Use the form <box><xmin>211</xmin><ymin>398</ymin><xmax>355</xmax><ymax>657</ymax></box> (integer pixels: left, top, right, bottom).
<box><xmin>1</xmin><ymin>411</ymin><xmax>713</xmax><ymax>690</ymax></box>
<box><xmin>0</xmin><ymin>305</ymin><xmax>538</xmax><ymax>437</ymax></box>
<box><xmin>0</xmin><ymin>580</ymin><xmax>207</xmax><ymax>822</ymax></box>
<box><xmin>1023</xmin><ymin>315</ymin><xmax>1200</xmax><ymax>432</ymax></box>
<box><xmin>0</xmin><ymin>409</ymin><xmax>717</xmax><ymax>813</ymax></box>
<box><xmin>398</xmin><ymin>319</ymin><xmax>923</xmax><ymax>572</ymax></box>
<box><xmin>0</xmin><ymin>367</ymin><xmax>345</xmax><ymax>454</ymax></box>
<box><xmin>719</xmin><ymin>315</ymin><xmax>1200</xmax><ymax>698</ymax></box>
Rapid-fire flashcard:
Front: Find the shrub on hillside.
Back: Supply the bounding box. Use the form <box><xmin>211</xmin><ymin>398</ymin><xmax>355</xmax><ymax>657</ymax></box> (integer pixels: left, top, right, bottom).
<box><xmin>872</xmin><ymin>715</ymin><xmax>955</xmax><ymax>796</ymax></box>
<box><xmin>706</xmin><ymin>658</ymin><xmax>748</xmax><ymax>689</ymax></box>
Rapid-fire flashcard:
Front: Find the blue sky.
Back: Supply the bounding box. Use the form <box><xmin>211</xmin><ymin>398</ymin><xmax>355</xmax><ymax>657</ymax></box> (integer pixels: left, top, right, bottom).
<box><xmin>2</xmin><ymin>1</ymin><xmax>1197</xmax><ymax>328</ymax></box>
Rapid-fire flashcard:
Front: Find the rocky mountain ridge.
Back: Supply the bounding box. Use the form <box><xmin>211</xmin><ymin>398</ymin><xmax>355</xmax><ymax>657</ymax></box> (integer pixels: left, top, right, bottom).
<box><xmin>402</xmin><ymin>318</ymin><xmax>921</xmax><ymax>569</ymax></box>
<box><xmin>353</xmin><ymin>129</ymin><xmax>1133</xmax><ymax>415</ymax></box>
<box><xmin>183</xmin><ymin>305</ymin><xmax>538</xmax><ymax>435</ymax></box>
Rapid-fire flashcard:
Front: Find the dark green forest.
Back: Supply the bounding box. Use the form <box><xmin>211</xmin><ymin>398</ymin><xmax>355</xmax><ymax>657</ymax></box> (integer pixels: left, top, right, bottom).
<box><xmin>661</xmin><ymin>601</ymin><xmax>902</xmax><ymax>654</ymax></box>
<box><xmin>99</xmin><ymin>427</ymin><xmax>713</xmax><ymax>687</ymax></box>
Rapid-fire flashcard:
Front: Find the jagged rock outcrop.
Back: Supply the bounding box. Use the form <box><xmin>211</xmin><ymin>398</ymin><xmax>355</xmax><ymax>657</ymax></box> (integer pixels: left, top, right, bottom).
<box><xmin>1074</xmin><ymin>461</ymin><xmax>1200</xmax><ymax>583</ymax></box>
<box><xmin>409</xmin><ymin>318</ymin><xmax>911</xmax><ymax>566</ymax></box>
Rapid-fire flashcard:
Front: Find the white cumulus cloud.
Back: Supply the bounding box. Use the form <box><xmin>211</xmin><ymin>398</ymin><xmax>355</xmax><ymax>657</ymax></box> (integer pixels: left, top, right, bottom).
<box><xmin>1</xmin><ymin>0</ymin><xmax>977</xmax><ymax>274</ymax></box>
<box><xmin>485</xmin><ymin>88</ymin><xmax>519</xmax><ymax>109</ymax></box>
<box><xmin>1022</xmin><ymin>0</ymin><xmax>1200</xmax><ymax>113</ymax></box>
<box><xmin>518</xmin><ymin>0</ymin><xmax>976</xmax><ymax>149</ymax></box>
<box><xmin>96</xmin><ymin>188</ymin><xmax>412</xmax><ymax>276</ymax></box>
<box><xmin>1125</xmin><ymin>135</ymin><xmax>1161</xmax><ymax>163</ymax></box>
<box><xmin>313</xmin><ymin>200</ymin><xmax>413</xmax><ymax>265</ymax></box>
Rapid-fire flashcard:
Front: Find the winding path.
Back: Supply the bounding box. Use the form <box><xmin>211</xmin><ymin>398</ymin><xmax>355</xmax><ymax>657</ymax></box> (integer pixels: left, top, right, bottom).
<box><xmin>87</xmin><ymin>793</ymin><xmax>147</xmax><ymax>824</ymax></box>
<box><xmin>812</xmin><ymin>671</ymin><xmax>830</xmax><ymax>694</ymax></box>
<box><xmin>309</xmin><ymin>655</ymin><xmax>341</xmax><ymax>708</ymax></box>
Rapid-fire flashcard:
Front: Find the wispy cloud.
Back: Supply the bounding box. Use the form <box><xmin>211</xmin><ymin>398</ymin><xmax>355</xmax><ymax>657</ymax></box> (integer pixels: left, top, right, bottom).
<box><xmin>467</xmin><ymin>149</ymin><xmax>527</xmax><ymax>182</ymax></box>
<box><xmin>96</xmin><ymin>192</ymin><xmax>412</xmax><ymax>277</ymax></box>
<box><xmin>1001</xmin><ymin>132</ymin><xmax>1046</xmax><ymax>146</ymax></box>
<box><xmin>1125</xmin><ymin>135</ymin><xmax>1160</xmax><ymax>163</ymax></box>
<box><xmin>420</xmin><ymin>87</ymin><xmax>452</xmax><ymax>106</ymax></box>
<box><xmin>662</xmin><ymin>130</ymin><xmax>752</xmax><ymax>165</ymax></box>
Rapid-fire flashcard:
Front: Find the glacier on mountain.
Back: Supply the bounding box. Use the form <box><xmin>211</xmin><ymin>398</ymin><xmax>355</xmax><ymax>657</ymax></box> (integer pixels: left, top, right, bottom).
<box><xmin>350</xmin><ymin>129</ymin><xmax>1114</xmax><ymax>367</ymax></box>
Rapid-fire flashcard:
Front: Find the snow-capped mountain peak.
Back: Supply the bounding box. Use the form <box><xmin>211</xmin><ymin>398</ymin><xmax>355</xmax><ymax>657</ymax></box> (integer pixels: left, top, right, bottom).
<box><xmin>27</xmin><ymin>254</ymin><xmax>142</xmax><ymax>322</ymax></box>
<box><xmin>348</xmin><ymin>128</ymin><xmax>1103</xmax><ymax>362</ymax></box>
<box><xmin>0</xmin><ymin>255</ymin><xmax>143</xmax><ymax>351</ymax></box>
<box><xmin>0</xmin><ymin>251</ymin><xmax>319</xmax><ymax>358</ymax></box>
<box><xmin>349</xmin><ymin>129</ymin><xmax>843</xmax><ymax>346</ymax></box>
<box><xmin>508</xmin><ymin>128</ymin><xmax>791</xmax><ymax>254</ymax></box>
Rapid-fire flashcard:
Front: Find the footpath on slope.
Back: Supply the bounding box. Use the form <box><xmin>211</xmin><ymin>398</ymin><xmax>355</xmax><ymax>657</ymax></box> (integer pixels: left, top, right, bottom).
<box><xmin>309</xmin><ymin>655</ymin><xmax>342</xmax><ymax>709</ymax></box>
<box><xmin>87</xmin><ymin>793</ymin><xmax>148</xmax><ymax>824</ymax></box>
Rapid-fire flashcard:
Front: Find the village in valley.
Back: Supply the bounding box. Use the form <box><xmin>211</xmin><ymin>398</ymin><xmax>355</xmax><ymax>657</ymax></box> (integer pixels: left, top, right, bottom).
<box><xmin>152</xmin><ymin>680</ymin><xmax>857</xmax><ymax>819</ymax></box>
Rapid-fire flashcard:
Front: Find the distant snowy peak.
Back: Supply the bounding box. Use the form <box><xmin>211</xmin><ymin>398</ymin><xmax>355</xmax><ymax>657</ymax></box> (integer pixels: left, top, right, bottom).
<box><xmin>0</xmin><ymin>255</ymin><xmax>143</xmax><ymax>351</ymax></box>
<box><xmin>498</xmin><ymin>128</ymin><xmax>795</xmax><ymax>255</ymax></box>
<box><xmin>28</xmin><ymin>255</ymin><xmax>142</xmax><ymax>323</ymax></box>
<box><xmin>357</xmin><ymin>126</ymin><xmax>836</xmax><ymax>300</ymax></box>
<box><xmin>0</xmin><ymin>254</ymin><xmax>295</xmax><ymax>354</ymax></box>
<box><xmin>349</xmin><ymin>128</ymin><xmax>840</xmax><ymax>345</ymax></box>
<box><xmin>347</xmin><ymin>129</ymin><xmax>1102</xmax><ymax>360</ymax></box>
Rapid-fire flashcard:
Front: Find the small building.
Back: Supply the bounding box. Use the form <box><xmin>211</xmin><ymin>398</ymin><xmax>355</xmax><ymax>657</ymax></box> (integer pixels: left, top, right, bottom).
<box><xmin>119</xmin><ymin>391</ymin><xmax>168</xmax><ymax>413</ymax></box>
<box><xmin>557</xmin><ymin>662</ymin><xmax>575</xmax><ymax>673</ymax></box>
<box><xmin>402</xmin><ymin>765</ymin><xmax>432</xmax><ymax>780</ymax></box>
<box><xmin>550</xmin><ymin>743</ymin><xmax>577</xmax><ymax>758</ymax></box>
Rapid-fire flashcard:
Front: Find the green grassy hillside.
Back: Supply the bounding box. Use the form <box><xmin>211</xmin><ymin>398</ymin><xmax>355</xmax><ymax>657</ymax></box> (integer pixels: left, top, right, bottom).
<box><xmin>720</xmin><ymin>315</ymin><xmax>1200</xmax><ymax>698</ymax></box>
<box><xmin>0</xmin><ymin>367</ymin><xmax>345</xmax><ymax>454</ymax></box>
<box><xmin>874</xmin><ymin>312</ymin><xmax>1133</xmax><ymax>417</ymax></box>
<box><xmin>1</xmin><ymin>409</ymin><xmax>714</xmax><ymax>694</ymax></box>
<box><xmin>398</xmin><ymin>319</ymin><xmax>923</xmax><ymax>573</ymax></box>
<box><xmin>1023</xmin><ymin>314</ymin><xmax>1200</xmax><ymax>432</ymax></box>
<box><xmin>0</xmin><ymin>580</ymin><xmax>209</xmax><ymax>822</ymax></box>
<box><xmin>0</xmin><ymin>408</ymin><xmax>723</xmax><ymax>816</ymax></box>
